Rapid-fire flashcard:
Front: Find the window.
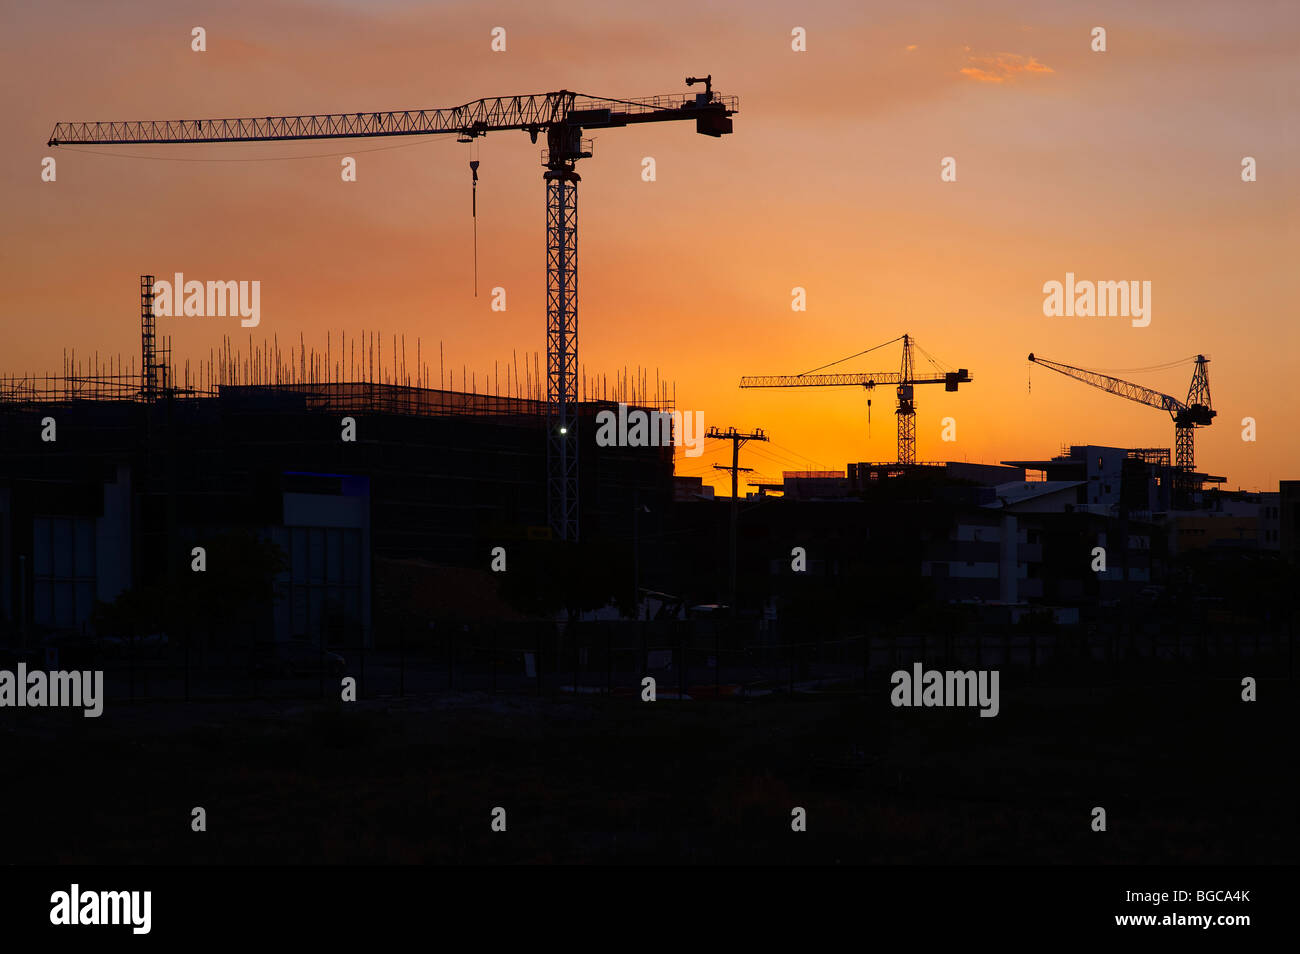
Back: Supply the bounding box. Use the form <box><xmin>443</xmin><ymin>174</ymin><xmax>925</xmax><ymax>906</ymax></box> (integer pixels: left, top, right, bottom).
<box><xmin>283</xmin><ymin>526</ymin><xmax>363</xmax><ymax>644</ymax></box>
<box><xmin>32</xmin><ymin>516</ymin><xmax>96</xmax><ymax>629</ymax></box>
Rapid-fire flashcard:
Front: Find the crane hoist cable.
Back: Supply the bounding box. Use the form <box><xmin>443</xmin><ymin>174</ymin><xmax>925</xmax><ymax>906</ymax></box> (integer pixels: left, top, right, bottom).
<box><xmin>469</xmin><ymin>142</ymin><xmax>480</xmax><ymax>298</ymax></box>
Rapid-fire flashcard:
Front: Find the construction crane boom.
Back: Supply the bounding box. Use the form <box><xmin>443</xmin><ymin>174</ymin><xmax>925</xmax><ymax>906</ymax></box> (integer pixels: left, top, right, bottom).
<box><xmin>739</xmin><ymin>334</ymin><xmax>971</xmax><ymax>465</ymax></box>
<box><xmin>49</xmin><ymin>78</ymin><xmax>737</xmax><ymax>543</ymax></box>
<box><xmin>1027</xmin><ymin>352</ymin><xmax>1215</xmax><ymax>477</ymax></box>
<box><xmin>1026</xmin><ymin>354</ymin><xmax>1184</xmax><ymax>416</ymax></box>
<box><xmin>48</xmin><ymin>90</ymin><xmax>738</xmax><ymax>146</ymax></box>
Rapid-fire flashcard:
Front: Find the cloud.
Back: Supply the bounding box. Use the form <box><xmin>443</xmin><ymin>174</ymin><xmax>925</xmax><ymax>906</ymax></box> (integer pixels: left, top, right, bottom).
<box><xmin>959</xmin><ymin>51</ymin><xmax>1054</xmax><ymax>84</ymax></box>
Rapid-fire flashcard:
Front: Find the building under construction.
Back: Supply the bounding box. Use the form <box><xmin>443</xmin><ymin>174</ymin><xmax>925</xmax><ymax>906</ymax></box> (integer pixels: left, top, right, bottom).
<box><xmin>0</xmin><ymin>347</ymin><xmax>676</xmax><ymax>647</ymax></box>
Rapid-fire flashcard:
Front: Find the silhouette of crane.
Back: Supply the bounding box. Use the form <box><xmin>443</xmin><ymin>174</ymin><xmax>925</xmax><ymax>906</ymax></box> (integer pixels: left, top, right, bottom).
<box><xmin>739</xmin><ymin>334</ymin><xmax>971</xmax><ymax>464</ymax></box>
<box><xmin>48</xmin><ymin>78</ymin><xmax>738</xmax><ymax>543</ymax></box>
<box><xmin>1027</xmin><ymin>353</ymin><xmax>1215</xmax><ymax>479</ymax></box>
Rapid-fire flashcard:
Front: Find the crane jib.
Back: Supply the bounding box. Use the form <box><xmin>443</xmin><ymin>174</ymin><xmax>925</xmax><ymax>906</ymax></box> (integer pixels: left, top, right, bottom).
<box><xmin>47</xmin><ymin>90</ymin><xmax>738</xmax><ymax>146</ymax></box>
<box><xmin>45</xmin><ymin>78</ymin><xmax>738</xmax><ymax>544</ymax></box>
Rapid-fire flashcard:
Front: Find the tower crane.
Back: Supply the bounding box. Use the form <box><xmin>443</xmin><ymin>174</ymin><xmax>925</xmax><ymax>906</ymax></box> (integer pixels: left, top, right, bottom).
<box><xmin>48</xmin><ymin>77</ymin><xmax>738</xmax><ymax>543</ymax></box>
<box><xmin>1026</xmin><ymin>353</ymin><xmax>1215</xmax><ymax>479</ymax></box>
<box><xmin>739</xmin><ymin>334</ymin><xmax>971</xmax><ymax>465</ymax></box>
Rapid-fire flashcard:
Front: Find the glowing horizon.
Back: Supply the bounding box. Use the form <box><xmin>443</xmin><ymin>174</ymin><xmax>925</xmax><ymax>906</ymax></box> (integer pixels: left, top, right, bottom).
<box><xmin>4</xmin><ymin>0</ymin><xmax>1296</xmax><ymax>494</ymax></box>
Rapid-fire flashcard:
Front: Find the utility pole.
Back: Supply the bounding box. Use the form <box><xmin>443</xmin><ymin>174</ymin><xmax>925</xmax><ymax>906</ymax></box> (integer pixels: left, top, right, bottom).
<box><xmin>708</xmin><ymin>426</ymin><xmax>768</xmax><ymax>617</ymax></box>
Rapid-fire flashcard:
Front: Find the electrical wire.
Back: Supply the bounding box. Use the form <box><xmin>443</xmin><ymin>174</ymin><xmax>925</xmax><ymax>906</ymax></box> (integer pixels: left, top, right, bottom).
<box><xmin>767</xmin><ymin>439</ymin><xmax>831</xmax><ymax>470</ymax></box>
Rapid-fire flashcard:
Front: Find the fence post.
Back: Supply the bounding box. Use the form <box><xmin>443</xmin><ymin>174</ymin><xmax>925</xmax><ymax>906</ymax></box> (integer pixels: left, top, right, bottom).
<box><xmin>715</xmin><ymin>623</ymin><xmax>721</xmax><ymax>699</ymax></box>
<box><xmin>679</xmin><ymin>627</ymin><xmax>686</xmax><ymax>699</ymax></box>
<box><xmin>553</xmin><ymin>623</ymin><xmax>561</xmax><ymax>703</ymax></box>
<box><xmin>862</xmin><ymin>635</ymin><xmax>869</xmax><ymax>695</ymax></box>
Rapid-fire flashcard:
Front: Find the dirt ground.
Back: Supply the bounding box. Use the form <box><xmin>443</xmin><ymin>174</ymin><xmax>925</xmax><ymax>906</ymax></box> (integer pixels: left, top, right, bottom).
<box><xmin>2</xmin><ymin>678</ymin><xmax>1294</xmax><ymax>864</ymax></box>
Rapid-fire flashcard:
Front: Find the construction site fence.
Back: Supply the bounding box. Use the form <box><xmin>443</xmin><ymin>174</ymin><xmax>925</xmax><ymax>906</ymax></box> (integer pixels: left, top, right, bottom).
<box><xmin>23</xmin><ymin>620</ymin><xmax>1295</xmax><ymax>706</ymax></box>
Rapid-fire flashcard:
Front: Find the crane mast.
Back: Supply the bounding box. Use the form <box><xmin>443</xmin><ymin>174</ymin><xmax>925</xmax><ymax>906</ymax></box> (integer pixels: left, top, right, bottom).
<box><xmin>49</xmin><ymin>80</ymin><xmax>738</xmax><ymax>543</ymax></box>
<box><xmin>897</xmin><ymin>333</ymin><xmax>916</xmax><ymax>465</ymax></box>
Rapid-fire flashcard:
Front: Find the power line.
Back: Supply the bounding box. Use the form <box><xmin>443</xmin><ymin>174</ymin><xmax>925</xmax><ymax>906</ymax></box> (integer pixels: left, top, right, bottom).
<box><xmin>766</xmin><ymin>438</ymin><xmax>831</xmax><ymax>470</ymax></box>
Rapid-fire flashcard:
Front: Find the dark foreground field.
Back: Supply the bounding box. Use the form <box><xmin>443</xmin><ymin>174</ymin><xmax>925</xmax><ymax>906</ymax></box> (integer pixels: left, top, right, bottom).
<box><xmin>2</xmin><ymin>678</ymin><xmax>1294</xmax><ymax>864</ymax></box>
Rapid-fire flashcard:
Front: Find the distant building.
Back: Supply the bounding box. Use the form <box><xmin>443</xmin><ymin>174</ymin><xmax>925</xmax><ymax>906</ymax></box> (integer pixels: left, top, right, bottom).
<box><xmin>986</xmin><ymin>480</ymin><xmax>1086</xmax><ymax>514</ymax></box>
<box><xmin>1002</xmin><ymin>444</ymin><xmax>1173</xmax><ymax>516</ymax></box>
<box><xmin>672</xmin><ymin>475</ymin><xmax>714</xmax><ymax>501</ymax></box>
<box><xmin>1281</xmin><ymin>481</ymin><xmax>1300</xmax><ymax>562</ymax></box>
<box><xmin>1257</xmin><ymin>491</ymin><xmax>1281</xmax><ymax>551</ymax></box>
<box><xmin>779</xmin><ymin>471</ymin><xmax>849</xmax><ymax>500</ymax></box>
<box><xmin>848</xmin><ymin>460</ymin><xmax>1023</xmax><ymax>488</ymax></box>
<box><xmin>1170</xmin><ymin>488</ymin><xmax>1277</xmax><ymax>554</ymax></box>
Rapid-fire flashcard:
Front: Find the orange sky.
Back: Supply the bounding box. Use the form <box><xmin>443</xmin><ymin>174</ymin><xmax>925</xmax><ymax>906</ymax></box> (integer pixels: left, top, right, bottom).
<box><xmin>3</xmin><ymin>0</ymin><xmax>1297</xmax><ymax>493</ymax></box>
